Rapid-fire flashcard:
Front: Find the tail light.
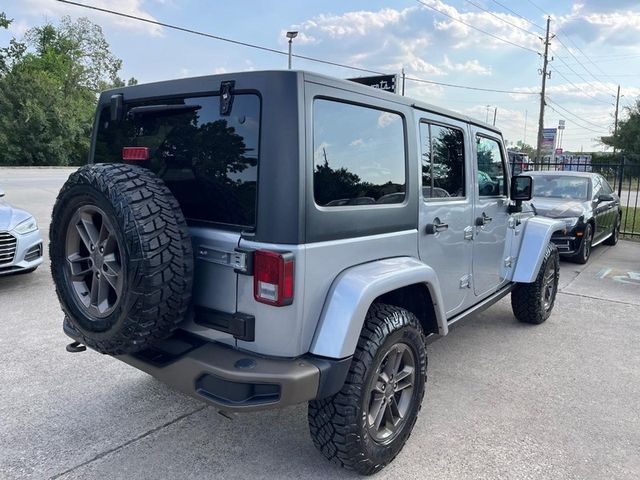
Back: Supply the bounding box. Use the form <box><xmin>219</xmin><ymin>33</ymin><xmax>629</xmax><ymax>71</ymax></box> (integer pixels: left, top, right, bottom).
<box><xmin>122</xmin><ymin>147</ymin><xmax>150</xmax><ymax>161</ymax></box>
<box><xmin>253</xmin><ymin>250</ymin><xmax>294</xmax><ymax>306</ymax></box>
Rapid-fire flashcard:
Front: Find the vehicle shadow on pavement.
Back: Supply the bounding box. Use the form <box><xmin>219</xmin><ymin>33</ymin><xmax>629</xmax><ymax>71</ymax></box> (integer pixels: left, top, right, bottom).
<box><xmin>53</xmin><ymin>375</ymin><xmax>360</xmax><ymax>479</ymax></box>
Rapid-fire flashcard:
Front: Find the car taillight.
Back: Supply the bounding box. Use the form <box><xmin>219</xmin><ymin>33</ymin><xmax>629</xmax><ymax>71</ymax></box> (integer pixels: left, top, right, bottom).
<box><xmin>253</xmin><ymin>250</ymin><xmax>294</xmax><ymax>306</ymax></box>
<box><xmin>122</xmin><ymin>147</ymin><xmax>150</xmax><ymax>161</ymax></box>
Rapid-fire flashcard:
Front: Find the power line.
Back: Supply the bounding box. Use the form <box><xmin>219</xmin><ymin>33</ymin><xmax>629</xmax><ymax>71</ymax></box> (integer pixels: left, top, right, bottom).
<box><xmin>546</xmin><ymin>97</ymin><xmax>609</xmax><ymax>133</ymax></box>
<box><xmin>488</xmin><ymin>0</ymin><xmax>544</xmax><ymax>31</ymax></box>
<box><xmin>548</xmin><ymin>65</ymin><xmax>613</xmax><ymax>106</ymax></box>
<box><xmin>557</xmin><ymin>32</ymin><xmax>615</xmax><ymax>83</ymax></box>
<box><xmin>413</xmin><ymin>0</ymin><xmax>538</xmax><ymax>54</ymax></box>
<box><xmin>463</xmin><ymin>0</ymin><xmax>539</xmax><ymax>38</ymax></box>
<box><xmin>525</xmin><ymin>0</ymin><xmax>549</xmax><ymax>16</ymax></box>
<box><xmin>553</xmin><ymin>37</ymin><xmax>614</xmax><ymax>94</ymax></box>
<box><xmin>57</xmin><ymin>0</ymin><xmax>539</xmax><ymax>96</ymax></box>
<box><xmin>404</xmin><ymin>76</ymin><xmax>537</xmax><ymax>95</ymax></box>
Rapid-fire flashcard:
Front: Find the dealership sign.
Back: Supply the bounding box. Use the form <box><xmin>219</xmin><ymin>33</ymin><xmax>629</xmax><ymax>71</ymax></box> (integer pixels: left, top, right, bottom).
<box><xmin>348</xmin><ymin>74</ymin><xmax>398</xmax><ymax>93</ymax></box>
<box><xmin>541</xmin><ymin>128</ymin><xmax>557</xmax><ymax>155</ymax></box>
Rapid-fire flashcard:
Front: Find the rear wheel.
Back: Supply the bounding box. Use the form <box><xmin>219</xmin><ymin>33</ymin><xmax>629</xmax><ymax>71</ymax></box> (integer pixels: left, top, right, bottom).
<box><xmin>512</xmin><ymin>243</ymin><xmax>559</xmax><ymax>325</ymax></box>
<box><xmin>604</xmin><ymin>214</ymin><xmax>620</xmax><ymax>246</ymax></box>
<box><xmin>308</xmin><ymin>303</ymin><xmax>427</xmax><ymax>475</ymax></box>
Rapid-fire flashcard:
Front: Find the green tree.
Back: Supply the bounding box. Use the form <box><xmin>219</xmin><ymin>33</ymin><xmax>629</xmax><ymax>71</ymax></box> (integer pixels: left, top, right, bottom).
<box><xmin>0</xmin><ymin>15</ymin><xmax>132</xmax><ymax>166</ymax></box>
<box><xmin>602</xmin><ymin>99</ymin><xmax>640</xmax><ymax>154</ymax></box>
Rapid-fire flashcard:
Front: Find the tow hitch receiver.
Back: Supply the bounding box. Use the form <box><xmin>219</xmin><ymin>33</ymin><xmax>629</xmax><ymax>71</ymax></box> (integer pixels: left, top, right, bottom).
<box><xmin>66</xmin><ymin>341</ymin><xmax>87</xmax><ymax>353</ymax></box>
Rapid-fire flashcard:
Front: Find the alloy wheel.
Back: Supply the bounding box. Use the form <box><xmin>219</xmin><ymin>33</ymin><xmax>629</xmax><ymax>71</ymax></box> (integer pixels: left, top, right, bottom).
<box><xmin>65</xmin><ymin>205</ymin><xmax>124</xmax><ymax>318</ymax></box>
<box><xmin>541</xmin><ymin>260</ymin><xmax>557</xmax><ymax>312</ymax></box>
<box><xmin>366</xmin><ymin>343</ymin><xmax>416</xmax><ymax>444</ymax></box>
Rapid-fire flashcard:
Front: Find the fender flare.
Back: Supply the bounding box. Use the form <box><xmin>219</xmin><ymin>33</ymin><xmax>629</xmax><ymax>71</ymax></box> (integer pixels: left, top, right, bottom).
<box><xmin>512</xmin><ymin>216</ymin><xmax>565</xmax><ymax>283</ymax></box>
<box><xmin>309</xmin><ymin>257</ymin><xmax>447</xmax><ymax>359</ymax></box>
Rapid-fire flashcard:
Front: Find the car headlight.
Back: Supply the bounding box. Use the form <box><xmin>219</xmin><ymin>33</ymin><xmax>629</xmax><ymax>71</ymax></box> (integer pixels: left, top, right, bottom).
<box><xmin>13</xmin><ymin>217</ymin><xmax>38</xmax><ymax>234</ymax></box>
<box><xmin>562</xmin><ymin>217</ymin><xmax>580</xmax><ymax>229</ymax></box>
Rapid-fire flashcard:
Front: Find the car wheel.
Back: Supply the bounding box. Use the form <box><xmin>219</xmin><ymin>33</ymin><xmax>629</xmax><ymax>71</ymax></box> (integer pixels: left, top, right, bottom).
<box><xmin>603</xmin><ymin>214</ymin><xmax>620</xmax><ymax>246</ymax></box>
<box><xmin>511</xmin><ymin>242</ymin><xmax>560</xmax><ymax>325</ymax></box>
<box><xmin>50</xmin><ymin>163</ymin><xmax>193</xmax><ymax>355</ymax></box>
<box><xmin>308</xmin><ymin>303</ymin><xmax>427</xmax><ymax>475</ymax></box>
<box><xmin>572</xmin><ymin>223</ymin><xmax>592</xmax><ymax>264</ymax></box>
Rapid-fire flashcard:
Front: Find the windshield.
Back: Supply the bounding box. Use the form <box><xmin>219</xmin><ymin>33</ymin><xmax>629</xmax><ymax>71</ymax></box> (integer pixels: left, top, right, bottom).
<box><xmin>95</xmin><ymin>94</ymin><xmax>260</xmax><ymax>228</ymax></box>
<box><xmin>532</xmin><ymin>175</ymin><xmax>590</xmax><ymax>200</ymax></box>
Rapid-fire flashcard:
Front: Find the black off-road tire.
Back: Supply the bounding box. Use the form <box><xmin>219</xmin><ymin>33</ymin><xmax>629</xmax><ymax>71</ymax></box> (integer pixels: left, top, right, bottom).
<box><xmin>308</xmin><ymin>303</ymin><xmax>427</xmax><ymax>475</ymax></box>
<box><xmin>511</xmin><ymin>242</ymin><xmax>559</xmax><ymax>325</ymax></box>
<box><xmin>50</xmin><ymin>163</ymin><xmax>193</xmax><ymax>355</ymax></box>
<box><xmin>603</xmin><ymin>214</ymin><xmax>621</xmax><ymax>246</ymax></box>
<box><xmin>571</xmin><ymin>223</ymin><xmax>592</xmax><ymax>264</ymax></box>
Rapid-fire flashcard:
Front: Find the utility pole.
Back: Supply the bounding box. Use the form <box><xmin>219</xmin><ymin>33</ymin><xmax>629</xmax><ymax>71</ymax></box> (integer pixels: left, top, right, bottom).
<box><xmin>613</xmin><ymin>84</ymin><xmax>621</xmax><ymax>155</ymax></box>
<box><xmin>536</xmin><ymin>16</ymin><xmax>553</xmax><ymax>163</ymax></box>
<box><xmin>524</xmin><ymin>109</ymin><xmax>528</xmax><ymax>144</ymax></box>
<box><xmin>493</xmin><ymin>107</ymin><xmax>497</xmax><ymax>126</ymax></box>
<box><xmin>401</xmin><ymin>68</ymin><xmax>406</xmax><ymax>96</ymax></box>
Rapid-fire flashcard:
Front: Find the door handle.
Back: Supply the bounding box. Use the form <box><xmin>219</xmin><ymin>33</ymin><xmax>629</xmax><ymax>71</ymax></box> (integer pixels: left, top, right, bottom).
<box><xmin>475</xmin><ymin>213</ymin><xmax>492</xmax><ymax>226</ymax></box>
<box><xmin>425</xmin><ymin>218</ymin><xmax>449</xmax><ymax>234</ymax></box>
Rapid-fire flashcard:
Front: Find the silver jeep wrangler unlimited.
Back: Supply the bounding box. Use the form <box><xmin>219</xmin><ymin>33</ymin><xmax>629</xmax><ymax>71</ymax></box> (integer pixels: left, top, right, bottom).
<box><xmin>50</xmin><ymin>70</ymin><xmax>564</xmax><ymax>474</ymax></box>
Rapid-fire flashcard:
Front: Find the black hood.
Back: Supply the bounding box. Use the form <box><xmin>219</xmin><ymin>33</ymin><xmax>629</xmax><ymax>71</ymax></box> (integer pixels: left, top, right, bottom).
<box><xmin>530</xmin><ymin>198</ymin><xmax>587</xmax><ymax>218</ymax></box>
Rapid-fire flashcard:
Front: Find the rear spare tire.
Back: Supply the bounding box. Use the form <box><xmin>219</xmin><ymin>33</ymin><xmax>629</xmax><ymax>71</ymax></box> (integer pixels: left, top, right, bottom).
<box><xmin>50</xmin><ymin>163</ymin><xmax>193</xmax><ymax>354</ymax></box>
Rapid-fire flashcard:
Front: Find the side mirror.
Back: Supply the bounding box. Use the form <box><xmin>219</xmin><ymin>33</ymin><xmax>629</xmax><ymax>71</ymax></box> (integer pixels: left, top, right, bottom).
<box><xmin>598</xmin><ymin>193</ymin><xmax>614</xmax><ymax>202</ymax></box>
<box><xmin>511</xmin><ymin>175</ymin><xmax>533</xmax><ymax>201</ymax></box>
<box><xmin>0</xmin><ymin>187</ymin><xmax>5</xmax><ymax>198</ymax></box>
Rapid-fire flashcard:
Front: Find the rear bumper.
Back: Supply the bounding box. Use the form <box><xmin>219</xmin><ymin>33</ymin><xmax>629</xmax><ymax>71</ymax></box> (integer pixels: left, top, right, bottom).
<box><xmin>64</xmin><ymin>324</ymin><xmax>351</xmax><ymax>412</ymax></box>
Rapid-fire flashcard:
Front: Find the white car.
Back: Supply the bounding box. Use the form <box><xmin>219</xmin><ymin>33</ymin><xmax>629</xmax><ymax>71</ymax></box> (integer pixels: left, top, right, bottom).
<box><xmin>0</xmin><ymin>186</ymin><xmax>43</xmax><ymax>275</ymax></box>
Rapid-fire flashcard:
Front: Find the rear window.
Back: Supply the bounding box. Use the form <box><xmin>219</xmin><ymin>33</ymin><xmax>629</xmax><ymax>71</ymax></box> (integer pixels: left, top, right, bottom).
<box><xmin>94</xmin><ymin>94</ymin><xmax>260</xmax><ymax>228</ymax></box>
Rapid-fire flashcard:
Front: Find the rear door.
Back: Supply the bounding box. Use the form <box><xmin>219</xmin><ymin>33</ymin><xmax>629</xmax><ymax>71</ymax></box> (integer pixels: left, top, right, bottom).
<box><xmin>93</xmin><ymin>93</ymin><xmax>262</xmax><ymax>316</ymax></box>
<box><xmin>417</xmin><ymin>115</ymin><xmax>473</xmax><ymax>316</ymax></box>
<box><xmin>471</xmin><ymin>130</ymin><xmax>510</xmax><ymax>297</ymax></box>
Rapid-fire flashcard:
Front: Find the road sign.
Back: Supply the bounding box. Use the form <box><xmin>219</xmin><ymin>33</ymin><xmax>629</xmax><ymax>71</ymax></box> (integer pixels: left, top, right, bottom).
<box><xmin>348</xmin><ymin>74</ymin><xmax>397</xmax><ymax>93</ymax></box>
<box><xmin>558</xmin><ymin>119</ymin><xmax>565</xmax><ymax>130</ymax></box>
<box><xmin>541</xmin><ymin>128</ymin><xmax>557</xmax><ymax>155</ymax></box>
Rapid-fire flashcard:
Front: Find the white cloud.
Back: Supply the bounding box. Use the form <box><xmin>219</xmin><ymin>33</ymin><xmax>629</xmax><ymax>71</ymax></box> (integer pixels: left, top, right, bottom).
<box><xmin>442</xmin><ymin>55</ymin><xmax>491</xmax><ymax>75</ymax></box>
<box><xmin>557</xmin><ymin>5</ymin><xmax>640</xmax><ymax>46</ymax></box>
<box><xmin>13</xmin><ymin>0</ymin><xmax>163</xmax><ymax>36</ymax></box>
<box><xmin>377</xmin><ymin>112</ymin><xmax>398</xmax><ymax>128</ymax></box>
<box><xmin>350</xmin><ymin>138</ymin><xmax>364</xmax><ymax>147</ymax></box>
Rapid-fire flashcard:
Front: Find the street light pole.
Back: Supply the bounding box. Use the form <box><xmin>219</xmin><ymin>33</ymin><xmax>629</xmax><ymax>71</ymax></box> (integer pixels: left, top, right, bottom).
<box><xmin>286</xmin><ymin>31</ymin><xmax>298</xmax><ymax>70</ymax></box>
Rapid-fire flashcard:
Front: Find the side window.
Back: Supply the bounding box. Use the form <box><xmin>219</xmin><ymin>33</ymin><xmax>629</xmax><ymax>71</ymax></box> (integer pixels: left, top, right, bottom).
<box><xmin>592</xmin><ymin>176</ymin><xmax>603</xmax><ymax>199</ymax></box>
<box><xmin>601</xmin><ymin>176</ymin><xmax>613</xmax><ymax>195</ymax></box>
<box><xmin>313</xmin><ymin>99</ymin><xmax>406</xmax><ymax>207</ymax></box>
<box><xmin>420</xmin><ymin>122</ymin><xmax>465</xmax><ymax>199</ymax></box>
<box><xmin>476</xmin><ymin>136</ymin><xmax>507</xmax><ymax>196</ymax></box>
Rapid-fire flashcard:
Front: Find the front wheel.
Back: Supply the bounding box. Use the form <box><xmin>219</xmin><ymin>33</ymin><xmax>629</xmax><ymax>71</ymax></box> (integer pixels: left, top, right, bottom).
<box><xmin>604</xmin><ymin>214</ymin><xmax>621</xmax><ymax>246</ymax></box>
<box><xmin>572</xmin><ymin>223</ymin><xmax>592</xmax><ymax>264</ymax></box>
<box><xmin>308</xmin><ymin>303</ymin><xmax>427</xmax><ymax>475</ymax></box>
<box><xmin>511</xmin><ymin>243</ymin><xmax>560</xmax><ymax>325</ymax></box>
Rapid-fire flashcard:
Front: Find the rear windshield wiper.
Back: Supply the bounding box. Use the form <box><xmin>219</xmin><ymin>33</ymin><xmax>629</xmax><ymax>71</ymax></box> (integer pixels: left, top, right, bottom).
<box><xmin>127</xmin><ymin>104</ymin><xmax>202</xmax><ymax>116</ymax></box>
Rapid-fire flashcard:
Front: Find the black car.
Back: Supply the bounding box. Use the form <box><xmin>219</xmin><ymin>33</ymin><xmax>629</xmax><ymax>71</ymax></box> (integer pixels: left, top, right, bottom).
<box><xmin>529</xmin><ymin>171</ymin><xmax>621</xmax><ymax>263</ymax></box>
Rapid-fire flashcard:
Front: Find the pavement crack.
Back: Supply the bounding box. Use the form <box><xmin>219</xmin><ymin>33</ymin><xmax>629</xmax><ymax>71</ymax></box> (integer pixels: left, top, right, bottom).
<box><xmin>558</xmin><ymin>290</ymin><xmax>640</xmax><ymax>307</ymax></box>
<box><xmin>49</xmin><ymin>406</ymin><xmax>207</xmax><ymax>479</ymax></box>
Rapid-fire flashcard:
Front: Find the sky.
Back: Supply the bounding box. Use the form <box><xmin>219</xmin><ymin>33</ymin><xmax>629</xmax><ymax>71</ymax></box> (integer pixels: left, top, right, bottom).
<box><xmin>1</xmin><ymin>0</ymin><xmax>640</xmax><ymax>153</ymax></box>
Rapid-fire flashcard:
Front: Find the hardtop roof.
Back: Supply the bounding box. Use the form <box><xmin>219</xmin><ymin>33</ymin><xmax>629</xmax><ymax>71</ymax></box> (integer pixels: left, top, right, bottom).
<box><xmin>100</xmin><ymin>69</ymin><xmax>503</xmax><ymax>135</ymax></box>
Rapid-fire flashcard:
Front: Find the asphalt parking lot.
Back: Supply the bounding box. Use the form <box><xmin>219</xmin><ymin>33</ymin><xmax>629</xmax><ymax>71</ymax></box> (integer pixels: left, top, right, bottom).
<box><xmin>1</xmin><ymin>167</ymin><xmax>639</xmax><ymax>480</ymax></box>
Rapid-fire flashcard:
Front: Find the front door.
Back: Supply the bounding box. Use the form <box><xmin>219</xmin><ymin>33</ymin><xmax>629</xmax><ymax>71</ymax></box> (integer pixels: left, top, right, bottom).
<box><xmin>417</xmin><ymin>118</ymin><xmax>474</xmax><ymax>316</ymax></box>
<box><xmin>472</xmin><ymin>132</ymin><xmax>510</xmax><ymax>297</ymax></box>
